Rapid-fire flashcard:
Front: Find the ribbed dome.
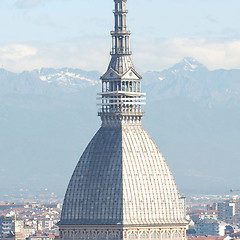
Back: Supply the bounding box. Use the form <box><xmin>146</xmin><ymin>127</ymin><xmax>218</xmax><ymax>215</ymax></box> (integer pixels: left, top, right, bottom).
<box><xmin>60</xmin><ymin>124</ymin><xmax>186</xmax><ymax>226</ymax></box>
<box><xmin>108</xmin><ymin>55</ymin><xmax>134</xmax><ymax>75</ymax></box>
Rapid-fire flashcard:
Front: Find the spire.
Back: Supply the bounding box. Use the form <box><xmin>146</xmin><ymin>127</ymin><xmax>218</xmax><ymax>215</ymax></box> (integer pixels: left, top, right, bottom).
<box><xmin>108</xmin><ymin>0</ymin><xmax>134</xmax><ymax>74</ymax></box>
<box><xmin>111</xmin><ymin>0</ymin><xmax>131</xmax><ymax>56</ymax></box>
<box><xmin>97</xmin><ymin>0</ymin><xmax>146</xmax><ymax>126</ymax></box>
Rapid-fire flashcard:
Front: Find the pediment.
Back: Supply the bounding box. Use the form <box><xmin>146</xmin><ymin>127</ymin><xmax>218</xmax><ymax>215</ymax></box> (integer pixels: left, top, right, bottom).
<box><xmin>101</xmin><ymin>68</ymin><xmax>120</xmax><ymax>80</ymax></box>
<box><xmin>121</xmin><ymin>68</ymin><xmax>142</xmax><ymax>80</ymax></box>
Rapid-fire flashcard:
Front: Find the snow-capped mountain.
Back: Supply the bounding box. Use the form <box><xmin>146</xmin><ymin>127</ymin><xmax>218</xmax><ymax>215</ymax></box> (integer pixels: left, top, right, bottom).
<box><xmin>1</xmin><ymin>58</ymin><xmax>240</xmax><ymax>196</ymax></box>
<box><xmin>169</xmin><ymin>57</ymin><xmax>207</xmax><ymax>73</ymax></box>
<box><xmin>0</xmin><ymin>67</ymin><xmax>100</xmax><ymax>95</ymax></box>
<box><xmin>142</xmin><ymin>57</ymin><xmax>240</xmax><ymax>106</ymax></box>
<box><xmin>39</xmin><ymin>68</ymin><xmax>99</xmax><ymax>88</ymax></box>
<box><xmin>1</xmin><ymin>58</ymin><xmax>240</xmax><ymax>106</ymax></box>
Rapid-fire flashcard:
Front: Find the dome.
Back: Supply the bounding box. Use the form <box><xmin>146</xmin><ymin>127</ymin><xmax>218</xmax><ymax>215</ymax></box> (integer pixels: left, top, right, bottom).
<box><xmin>60</xmin><ymin>124</ymin><xmax>186</xmax><ymax>226</ymax></box>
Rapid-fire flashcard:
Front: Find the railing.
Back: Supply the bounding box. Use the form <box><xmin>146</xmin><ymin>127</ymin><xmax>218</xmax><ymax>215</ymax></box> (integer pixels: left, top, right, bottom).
<box><xmin>110</xmin><ymin>30</ymin><xmax>131</xmax><ymax>35</ymax></box>
<box><xmin>113</xmin><ymin>9</ymin><xmax>128</xmax><ymax>14</ymax></box>
<box><xmin>98</xmin><ymin>111</ymin><xmax>145</xmax><ymax>117</ymax></box>
<box><xmin>110</xmin><ymin>49</ymin><xmax>132</xmax><ymax>55</ymax></box>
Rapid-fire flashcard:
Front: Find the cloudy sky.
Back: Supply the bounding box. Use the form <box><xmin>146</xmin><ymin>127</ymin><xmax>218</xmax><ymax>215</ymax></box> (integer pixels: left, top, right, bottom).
<box><xmin>1</xmin><ymin>0</ymin><xmax>240</xmax><ymax>72</ymax></box>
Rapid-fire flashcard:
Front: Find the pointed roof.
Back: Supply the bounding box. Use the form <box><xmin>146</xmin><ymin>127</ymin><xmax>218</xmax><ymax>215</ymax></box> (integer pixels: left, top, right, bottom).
<box><xmin>108</xmin><ymin>55</ymin><xmax>134</xmax><ymax>75</ymax></box>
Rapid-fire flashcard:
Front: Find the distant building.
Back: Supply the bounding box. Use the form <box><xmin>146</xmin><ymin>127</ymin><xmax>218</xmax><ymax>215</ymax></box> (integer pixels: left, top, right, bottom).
<box><xmin>188</xmin><ymin>210</ymin><xmax>218</xmax><ymax>223</ymax></box>
<box><xmin>0</xmin><ymin>218</ymin><xmax>13</xmax><ymax>236</ymax></box>
<box><xmin>195</xmin><ymin>219</ymin><xmax>219</xmax><ymax>236</ymax></box>
<box><xmin>207</xmin><ymin>203</ymin><xmax>218</xmax><ymax>211</ymax></box>
<box><xmin>218</xmin><ymin>201</ymin><xmax>235</xmax><ymax>223</ymax></box>
<box><xmin>37</xmin><ymin>219</ymin><xmax>54</xmax><ymax>231</ymax></box>
<box><xmin>187</xmin><ymin>236</ymin><xmax>231</xmax><ymax>240</ymax></box>
<box><xmin>0</xmin><ymin>204</ymin><xmax>25</xmax><ymax>211</ymax></box>
<box><xmin>194</xmin><ymin>219</ymin><xmax>236</xmax><ymax>237</ymax></box>
<box><xmin>26</xmin><ymin>233</ymin><xmax>55</xmax><ymax>240</ymax></box>
<box><xmin>217</xmin><ymin>200</ymin><xmax>240</xmax><ymax>224</ymax></box>
<box><xmin>186</xmin><ymin>229</ymin><xmax>196</xmax><ymax>236</ymax></box>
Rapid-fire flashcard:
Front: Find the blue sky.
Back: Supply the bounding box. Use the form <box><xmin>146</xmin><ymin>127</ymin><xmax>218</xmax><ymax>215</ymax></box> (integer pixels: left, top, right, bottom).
<box><xmin>1</xmin><ymin>0</ymin><xmax>240</xmax><ymax>72</ymax></box>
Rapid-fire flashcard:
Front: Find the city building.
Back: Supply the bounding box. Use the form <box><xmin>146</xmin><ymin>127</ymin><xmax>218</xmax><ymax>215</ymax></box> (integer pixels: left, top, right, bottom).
<box><xmin>0</xmin><ymin>203</ymin><xmax>60</xmax><ymax>239</ymax></box>
<box><xmin>187</xmin><ymin>236</ymin><xmax>231</xmax><ymax>240</ymax></box>
<box><xmin>194</xmin><ymin>219</ymin><xmax>230</xmax><ymax>237</ymax></box>
<box><xmin>26</xmin><ymin>233</ymin><xmax>56</xmax><ymax>240</ymax></box>
<box><xmin>1</xmin><ymin>218</ymin><xmax>13</xmax><ymax>235</ymax></box>
<box><xmin>187</xmin><ymin>210</ymin><xmax>218</xmax><ymax>223</ymax></box>
<box><xmin>217</xmin><ymin>200</ymin><xmax>240</xmax><ymax>224</ymax></box>
<box><xmin>58</xmin><ymin>0</ymin><xmax>188</xmax><ymax>239</ymax></box>
<box><xmin>195</xmin><ymin>219</ymin><xmax>219</xmax><ymax>236</ymax></box>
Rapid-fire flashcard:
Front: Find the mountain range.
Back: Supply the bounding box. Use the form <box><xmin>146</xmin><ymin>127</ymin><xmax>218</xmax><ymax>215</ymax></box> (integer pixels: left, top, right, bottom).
<box><xmin>0</xmin><ymin>57</ymin><xmax>239</xmax><ymax>200</ymax></box>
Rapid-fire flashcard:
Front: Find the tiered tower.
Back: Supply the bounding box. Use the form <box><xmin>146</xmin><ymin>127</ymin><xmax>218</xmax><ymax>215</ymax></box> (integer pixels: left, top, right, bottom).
<box><xmin>98</xmin><ymin>0</ymin><xmax>145</xmax><ymax>126</ymax></box>
<box><xmin>58</xmin><ymin>0</ymin><xmax>188</xmax><ymax>239</ymax></box>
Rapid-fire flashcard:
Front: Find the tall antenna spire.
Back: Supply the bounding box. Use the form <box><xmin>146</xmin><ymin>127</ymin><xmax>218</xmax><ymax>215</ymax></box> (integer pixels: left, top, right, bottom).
<box><xmin>111</xmin><ymin>0</ymin><xmax>131</xmax><ymax>56</ymax></box>
<box><xmin>108</xmin><ymin>0</ymin><xmax>134</xmax><ymax>74</ymax></box>
<box><xmin>98</xmin><ymin>0</ymin><xmax>146</xmax><ymax>126</ymax></box>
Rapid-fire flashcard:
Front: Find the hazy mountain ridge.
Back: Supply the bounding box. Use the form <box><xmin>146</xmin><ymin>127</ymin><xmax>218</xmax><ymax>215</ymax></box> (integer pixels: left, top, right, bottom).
<box><xmin>0</xmin><ymin>58</ymin><xmax>239</xmax><ymax>197</ymax></box>
<box><xmin>1</xmin><ymin>58</ymin><xmax>239</xmax><ymax>106</ymax></box>
<box><xmin>0</xmin><ymin>68</ymin><xmax>100</xmax><ymax>95</ymax></box>
<box><xmin>39</xmin><ymin>68</ymin><xmax>100</xmax><ymax>89</ymax></box>
<box><xmin>142</xmin><ymin>58</ymin><xmax>240</xmax><ymax>106</ymax></box>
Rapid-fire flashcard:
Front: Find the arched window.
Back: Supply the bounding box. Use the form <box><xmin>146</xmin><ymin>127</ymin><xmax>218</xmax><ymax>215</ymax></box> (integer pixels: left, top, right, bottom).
<box><xmin>150</xmin><ymin>231</ymin><xmax>159</xmax><ymax>239</ymax></box>
<box><xmin>97</xmin><ymin>233</ymin><xmax>107</xmax><ymax>240</ymax></box>
<box><xmin>161</xmin><ymin>232</ymin><xmax>170</xmax><ymax>239</ymax></box>
<box><xmin>67</xmin><ymin>231</ymin><xmax>73</xmax><ymax>240</ymax></box>
<box><xmin>76</xmin><ymin>232</ymin><xmax>85</xmax><ymax>240</ymax></box>
<box><xmin>86</xmin><ymin>233</ymin><xmax>95</xmax><ymax>240</ymax></box>
<box><xmin>140</xmin><ymin>232</ymin><xmax>148</xmax><ymax>239</ymax></box>
<box><xmin>109</xmin><ymin>234</ymin><xmax>119</xmax><ymax>240</ymax></box>
<box><xmin>128</xmin><ymin>233</ymin><xmax>137</xmax><ymax>240</ymax></box>
<box><xmin>64</xmin><ymin>232</ymin><xmax>69</xmax><ymax>240</ymax></box>
<box><xmin>172</xmin><ymin>232</ymin><xmax>181</xmax><ymax>239</ymax></box>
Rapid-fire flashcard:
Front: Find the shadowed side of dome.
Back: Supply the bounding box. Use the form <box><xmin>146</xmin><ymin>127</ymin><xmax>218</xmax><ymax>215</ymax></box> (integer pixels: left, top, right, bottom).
<box><xmin>121</xmin><ymin>125</ymin><xmax>186</xmax><ymax>225</ymax></box>
<box><xmin>60</xmin><ymin>126</ymin><xmax>123</xmax><ymax>225</ymax></box>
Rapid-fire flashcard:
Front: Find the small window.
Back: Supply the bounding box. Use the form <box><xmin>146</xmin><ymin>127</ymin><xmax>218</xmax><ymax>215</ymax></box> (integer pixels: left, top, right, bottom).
<box><xmin>129</xmin><ymin>233</ymin><xmax>137</xmax><ymax>240</ymax></box>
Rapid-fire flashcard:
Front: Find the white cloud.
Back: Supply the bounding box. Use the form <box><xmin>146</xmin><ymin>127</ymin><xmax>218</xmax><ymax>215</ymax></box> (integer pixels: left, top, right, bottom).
<box><xmin>0</xmin><ymin>44</ymin><xmax>37</xmax><ymax>61</ymax></box>
<box><xmin>134</xmin><ymin>38</ymin><xmax>240</xmax><ymax>71</ymax></box>
<box><xmin>2</xmin><ymin>38</ymin><xmax>240</xmax><ymax>73</ymax></box>
<box><xmin>0</xmin><ymin>40</ymin><xmax>109</xmax><ymax>73</ymax></box>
